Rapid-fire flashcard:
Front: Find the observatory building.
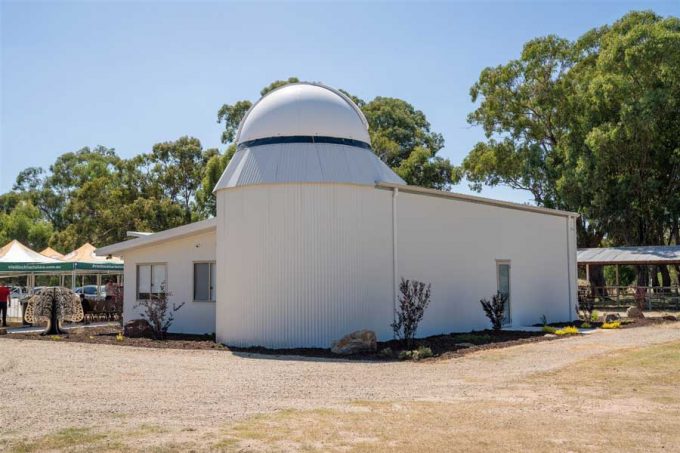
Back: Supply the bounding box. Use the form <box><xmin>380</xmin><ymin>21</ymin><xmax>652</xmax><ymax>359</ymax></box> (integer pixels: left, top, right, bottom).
<box><xmin>98</xmin><ymin>83</ymin><xmax>578</xmax><ymax>348</ymax></box>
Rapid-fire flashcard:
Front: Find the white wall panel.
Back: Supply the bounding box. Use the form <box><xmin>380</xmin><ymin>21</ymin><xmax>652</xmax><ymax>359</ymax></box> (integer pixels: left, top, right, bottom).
<box><xmin>396</xmin><ymin>192</ymin><xmax>576</xmax><ymax>337</ymax></box>
<box><xmin>121</xmin><ymin>231</ymin><xmax>216</xmax><ymax>335</ymax></box>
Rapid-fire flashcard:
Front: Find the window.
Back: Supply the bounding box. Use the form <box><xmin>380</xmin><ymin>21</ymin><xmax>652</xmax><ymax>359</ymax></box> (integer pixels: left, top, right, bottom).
<box><xmin>496</xmin><ymin>261</ymin><xmax>511</xmax><ymax>325</ymax></box>
<box><xmin>193</xmin><ymin>262</ymin><xmax>216</xmax><ymax>302</ymax></box>
<box><xmin>137</xmin><ymin>263</ymin><xmax>167</xmax><ymax>300</ymax></box>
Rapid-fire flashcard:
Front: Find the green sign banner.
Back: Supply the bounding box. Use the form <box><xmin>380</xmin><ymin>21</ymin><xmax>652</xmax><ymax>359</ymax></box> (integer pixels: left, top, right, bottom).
<box><xmin>0</xmin><ymin>262</ymin><xmax>123</xmax><ymax>272</ymax></box>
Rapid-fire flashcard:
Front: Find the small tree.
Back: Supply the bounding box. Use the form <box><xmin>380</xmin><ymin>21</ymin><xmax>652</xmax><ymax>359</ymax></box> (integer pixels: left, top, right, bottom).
<box><xmin>134</xmin><ymin>288</ymin><xmax>185</xmax><ymax>340</ymax></box>
<box><xmin>480</xmin><ymin>292</ymin><xmax>507</xmax><ymax>331</ymax></box>
<box><xmin>391</xmin><ymin>278</ymin><xmax>432</xmax><ymax>348</ymax></box>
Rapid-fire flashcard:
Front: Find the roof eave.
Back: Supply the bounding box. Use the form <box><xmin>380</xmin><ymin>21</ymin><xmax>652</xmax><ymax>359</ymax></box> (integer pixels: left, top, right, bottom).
<box><xmin>375</xmin><ymin>183</ymin><xmax>579</xmax><ymax>218</ymax></box>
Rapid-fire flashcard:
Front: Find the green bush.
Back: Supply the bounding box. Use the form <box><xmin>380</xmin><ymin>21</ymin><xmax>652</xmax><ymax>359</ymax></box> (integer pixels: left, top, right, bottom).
<box><xmin>581</xmin><ymin>322</ymin><xmax>592</xmax><ymax>329</ymax></box>
<box><xmin>542</xmin><ymin>326</ymin><xmax>558</xmax><ymax>334</ymax></box>
<box><xmin>591</xmin><ymin>311</ymin><xmax>600</xmax><ymax>322</ymax></box>
<box><xmin>398</xmin><ymin>346</ymin><xmax>433</xmax><ymax>361</ymax></box>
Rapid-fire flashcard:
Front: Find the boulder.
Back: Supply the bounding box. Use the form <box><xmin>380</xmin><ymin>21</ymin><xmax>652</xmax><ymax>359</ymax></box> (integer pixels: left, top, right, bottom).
<box><xmin>123</xmin><ymin>319</ymin><xmax>154</xmax><ymax>338</ymax></box>
<box><xmin>331</xmin><ymin>330</ymin><xmax>377</xmax><ymax>355</ymax></box>
<box><xmin>604</xmin><ymin>313</ymin><xmax>621</xmax><ymax>323</ymax></box>
<box><xmin>626</xmin><ymin>306</ymin><xmax>644</xmax><ymax>319</ymax></box>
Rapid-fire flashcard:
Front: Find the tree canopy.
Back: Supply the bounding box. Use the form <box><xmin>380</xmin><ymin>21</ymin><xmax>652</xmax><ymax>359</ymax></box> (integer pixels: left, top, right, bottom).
<box><xmin>460</xmin><ymin>11</ymin><xmax>680</xmax><ymax>248</ymax></box>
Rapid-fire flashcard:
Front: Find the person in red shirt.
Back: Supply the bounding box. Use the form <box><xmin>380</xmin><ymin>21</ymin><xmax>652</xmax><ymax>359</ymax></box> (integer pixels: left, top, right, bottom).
<box><xmin>0</xmin><ymin>283</ymin><xmax>10</xmax><ymax>327</ymax></box>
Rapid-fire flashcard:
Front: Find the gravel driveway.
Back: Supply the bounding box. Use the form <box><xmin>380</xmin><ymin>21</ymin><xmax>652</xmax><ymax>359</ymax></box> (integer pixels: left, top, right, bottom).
<box><xmin>2</xmin><ymin>323</ymin><xmax>680</xmax><ymax>448</ymax></box>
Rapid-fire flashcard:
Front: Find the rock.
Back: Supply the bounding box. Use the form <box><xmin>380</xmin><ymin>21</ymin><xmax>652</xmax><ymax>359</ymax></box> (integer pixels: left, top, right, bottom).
<box><xmin>604</xmin><ymin>313</ymin><xmax>621</xmax><ymax>323</ymax></box>
<box><xmin>331</xmin><ymin>330</ymin><xmax>377</xmax><ymax>355</ymax></box>
<box><xmin>123</xmin><ymin>319</ymin><xmax>154</xmax><ymax>338</ymax></box>
<box><xmin>662</xmin><ymin>315</ymin><xmax>678</xmax><ymax>322</ymax></box>
<box><xmin>544</xmin><ymin>333</ymin><xmax>557</xmax><ymax>338</ymax></box>
<box><xmin>0</xmin><ymin>327</ymin><xmax>7</xmax><ymax>335</ymax></box>
<box><xmin>625</xmin><ymin>306</ymin><xmax>645</xmax><ymax>319</ymax></box>
<box><xmin>455</xmin><ymin>342</ymin><xmax>475</xmax><ymax>349</ymax></box>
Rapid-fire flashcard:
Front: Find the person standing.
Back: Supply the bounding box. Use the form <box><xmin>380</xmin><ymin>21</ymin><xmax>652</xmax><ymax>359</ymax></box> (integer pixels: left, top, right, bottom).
<box><xmin>0</xmin><ymin>283</ymin><xmax>10</xmax><ymax>327</ymax></box>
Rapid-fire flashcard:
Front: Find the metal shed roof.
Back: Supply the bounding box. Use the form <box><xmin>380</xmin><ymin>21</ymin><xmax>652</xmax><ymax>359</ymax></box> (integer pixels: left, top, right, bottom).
<box><xmin>577</xmin><ymin>246</ymin><xmax>680</xmax><ymax>265</ymax></box>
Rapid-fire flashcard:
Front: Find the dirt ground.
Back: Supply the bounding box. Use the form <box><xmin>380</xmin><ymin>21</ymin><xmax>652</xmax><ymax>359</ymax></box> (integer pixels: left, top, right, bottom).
<box><xmin>2</xmin><ymin>323</ymin><xmax>680</xmax><ymax>452</ymax></box>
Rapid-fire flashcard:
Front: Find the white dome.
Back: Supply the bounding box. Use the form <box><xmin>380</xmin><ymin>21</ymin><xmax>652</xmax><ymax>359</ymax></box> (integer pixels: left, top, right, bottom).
<box><xmin>237</xmin><ymin>83</ymin><xmax>371</xmax><ymax>145</ymax></box>
<box><xmin>213</xmin><ymin>83</ymin><xmax>405</xmax><ymax>192</ymax></box>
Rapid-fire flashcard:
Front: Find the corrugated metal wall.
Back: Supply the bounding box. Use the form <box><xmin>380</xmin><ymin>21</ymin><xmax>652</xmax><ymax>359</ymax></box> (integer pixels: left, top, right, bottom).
<box><xmin>216</xmin><ymin>184</ymin><xmax>394</xmax><ymax>348</ymax></box>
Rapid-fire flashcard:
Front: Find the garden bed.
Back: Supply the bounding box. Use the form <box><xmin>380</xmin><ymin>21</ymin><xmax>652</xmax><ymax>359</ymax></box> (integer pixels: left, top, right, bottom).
<box><xmin>4</xmin><ymin>316</ymin><xmax>676</xmax><ymax>360</ymax></box>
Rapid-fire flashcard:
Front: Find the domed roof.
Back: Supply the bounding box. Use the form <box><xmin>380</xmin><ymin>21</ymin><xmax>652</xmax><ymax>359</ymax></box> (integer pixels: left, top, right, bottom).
<box><xmin>213</xmin><ymin>83</ymin><xmax>405</xmax><ymax>192</ymax></box>
<box><xmin>237</xmin><ymin>83</ymin><xmax>371</xmax><ymax>145</ymax></box>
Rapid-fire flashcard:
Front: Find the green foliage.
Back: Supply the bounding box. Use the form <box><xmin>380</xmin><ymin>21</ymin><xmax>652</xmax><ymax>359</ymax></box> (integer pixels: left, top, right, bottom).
<box><xmin>581</xmin><ymin>322</ymin><xmax>592</xmax><ymax>329</ymax></box>
<box><xmin>460</xmin><ymin>11</ymin><xmax>680</xmax><ymax>248</ymax></box>
<box><xmin>542</xmin><ymin>325</ymin><xmax>558</xmax><ymax>334</ymax></box>
<box><xmin>591</xmin><ymin>310</ymin><xmax>600</xmax><ymax>322</ymax></box>
<box><xmin>555</xmin><ymin>326</ymin><xmax>580</xmax><ymax>335</ymax></box>
<box><xmin>0</xmin><ymin>200</ymin><xmax>53</xmax><ymax>250</ymax></box>
<box><xmin>604</xmin><ymin>265</ymin><xmax>636</xmax><ymax>286</ymax></box>
<box><xmin>196</xmin><ymin>145</ymin><xmax>237</xmax><ymax>217</ymax></box>
<box><xmin>398</xmin><ymin>346</ymin><xmax>433</xmax><ymax>361</ymax></box>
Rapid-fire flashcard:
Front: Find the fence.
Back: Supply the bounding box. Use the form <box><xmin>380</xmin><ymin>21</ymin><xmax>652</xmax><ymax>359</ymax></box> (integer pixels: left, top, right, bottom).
<box><xmin>578</xmin><ymin>285</ymin><xmax>680</xmax><ymax>311</ymax></box>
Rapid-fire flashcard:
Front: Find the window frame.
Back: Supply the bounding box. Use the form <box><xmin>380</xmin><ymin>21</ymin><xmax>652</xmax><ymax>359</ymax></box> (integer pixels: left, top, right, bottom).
<box><xmin>496</xmin><ymin>259</ymin><xmax>511</xmax><ymax>326</ymax></box>
<box><xmin>136</xmin><ymin>262</ymin><xmax>167</xmax><ymax>301</ymax></box>
<box><xmin>192</xmin><ymin>261</ymin><xmax>216</xmax><ymax>302</ymax></box>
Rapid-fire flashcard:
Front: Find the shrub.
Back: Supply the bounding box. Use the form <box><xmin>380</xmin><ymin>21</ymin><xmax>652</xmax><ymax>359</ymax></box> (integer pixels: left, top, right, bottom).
<box><xmin>480</xmin><ymin>292</ymin><xmax>507</xmax><ymax>331</ymax></box>
<box><xmin>398</xmin><ymin>346</ymin><xmax>433</xmax><ymax>361</ymax></box>
<box><xmin>590</xmin><ymin>310</ymin><xmax>600</xmax><ymax>322</ymax></box>
<box><xmin>576</xmin><ymin>295</ymin><xmax>594</xmax><ymax>323</ymax></box>
<box><xmin>380</xmin><ymin>347</ymin><xmax>394</xmax><ymax>358</ymax></box>
<box><xmin>601</xmin><ymin>321</ymin><xmax>621</xmax><ymax>329</ymax></box>
<box><xmin>115</xmin><ymin>333</ymin><xmax>124</xmax><ymax>342</ymax></box>
<box><xmin>542</xmin><ymin>325</ymin><xmax>558</xmax><ymax>334</ymax></box>
<box><xmin>391</xmin><ymin>278</ymin><xmax>432</xmax><ymax>348</ymax></box>
<box><xmin>581</xmin><ymin>322</ymin><xmax>592</xmax><ymax>329</ymax></box>
<box><xmin>555</xmin><ymin>326</ymin><xmax>579</xmax><ymax>336</ymax></box>
<box><xmin>134</xmin><ymin>288</ymin><xmax>185</xmax><ymax>340</ymax></box>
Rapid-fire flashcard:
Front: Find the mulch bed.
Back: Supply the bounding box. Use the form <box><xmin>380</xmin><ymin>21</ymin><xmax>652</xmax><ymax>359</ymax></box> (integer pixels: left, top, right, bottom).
<box><xmin>3</xmin><ymin>316</ymin><xmax>677</xmax><ymax>361</ymax></box>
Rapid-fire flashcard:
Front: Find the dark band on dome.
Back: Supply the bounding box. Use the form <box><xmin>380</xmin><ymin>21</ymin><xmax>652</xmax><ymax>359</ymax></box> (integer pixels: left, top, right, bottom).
<box><xmin>238</xmin><ymin>135</ymin><xmax>372</xmax><ymax>150</ymax></box>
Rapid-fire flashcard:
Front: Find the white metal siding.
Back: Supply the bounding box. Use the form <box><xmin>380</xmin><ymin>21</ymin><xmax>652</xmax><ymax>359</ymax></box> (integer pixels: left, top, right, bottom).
<box><xmin>396</xmin><ymin>191</ymin><xmax>576</xmax><ymax>336</ymax></box>
<box><xmin>216</xmin><ymin>184</ymin><xmax>394</xmax><ymax>348</ymax></box>
<box><xmin>121</xmin><ymin>231</ymin><xmax>217</xmax><ymax>335</ymax></box>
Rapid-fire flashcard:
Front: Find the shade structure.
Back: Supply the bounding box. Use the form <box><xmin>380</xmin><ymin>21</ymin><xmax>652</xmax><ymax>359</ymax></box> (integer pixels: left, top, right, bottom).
<box><xmin>577</xmin><ymin>246</ymin><xmax>680</xmax><ymax>266</ymax></box>
<box><xmin>62</xmin><ymin>243</ymin><xmax>123</xmax><ymax>271</ymax></box>
<box><xmin>40</xmin><ymin>247</ymin><xmax>65</xmax><ymax>260</ymax></box>
<box><xmin>0</xmin><ymin>240</ymin><xmax>71</xmax><ymax>272</ymax></box>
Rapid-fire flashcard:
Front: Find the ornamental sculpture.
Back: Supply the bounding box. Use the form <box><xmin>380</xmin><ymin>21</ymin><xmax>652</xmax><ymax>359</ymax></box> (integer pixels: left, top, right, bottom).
<box><xmin>25</xmin><ymin>287</ymin><xmax>83</xmax><ymax>335</ymax></box>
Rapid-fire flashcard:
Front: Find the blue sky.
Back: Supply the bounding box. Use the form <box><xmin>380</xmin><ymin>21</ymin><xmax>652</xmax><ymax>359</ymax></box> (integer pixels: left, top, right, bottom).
<box><xmin>1</xmin><ymin>1</ymin><xmax>677</xmax><ymax>201</ymax></box>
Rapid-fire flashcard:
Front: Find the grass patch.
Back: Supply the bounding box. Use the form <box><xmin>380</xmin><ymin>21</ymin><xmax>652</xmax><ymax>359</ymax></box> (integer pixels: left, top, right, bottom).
<box><xmin>10</xmin><ymin>428</ymin><xmax>110</xmax><ymax>453</ymax></box>
<box><xmin>214</xmin><ymin>341</ymin><xmax>680</xmax><ymax>452</ymax></box>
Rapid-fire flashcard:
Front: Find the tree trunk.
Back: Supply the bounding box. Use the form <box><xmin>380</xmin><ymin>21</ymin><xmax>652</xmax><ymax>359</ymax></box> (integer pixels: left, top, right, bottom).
<box><xmin>659</xmin><ymin>265</ymin><xmax>671</xmax><ymax>292</ymax></box>
<box><xmin>636</xmin><ymin>265</ymin><xmax>649</xmax><ymax>287</ymax></box>
<box><xmin>588</xmin><ymin>265</ymin><xmax>607</xmax><ymax>297</ymax></box>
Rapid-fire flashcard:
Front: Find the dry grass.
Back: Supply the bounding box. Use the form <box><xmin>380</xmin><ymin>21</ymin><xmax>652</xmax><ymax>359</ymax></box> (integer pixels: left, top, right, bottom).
<box><xmin>212</xmin><ymin>341</ymin><xmax>680</xmax><ymax>452</ymax></box>
<box><xmin>3</xmin><ymin>336</ymin><xmax>680</xmax><ymax>452</ymax></box>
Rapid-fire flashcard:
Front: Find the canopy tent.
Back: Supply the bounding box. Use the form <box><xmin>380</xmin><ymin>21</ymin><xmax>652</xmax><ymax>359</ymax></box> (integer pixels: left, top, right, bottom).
<box><xmin>0</xmin><ymin>240</ymin><xmax>70</xmax><ymax>272</ymax></box>
<box><xmin>0</xmin><ymin>240</ymin><xmax>123</xmax><ymax>289</ymax></box>
<box><xmin>62</xmin><ymin>243</ymin><xmax>123</xmax><ymax>271</ymax></box>
<box><xmin>40</xmin><ymin>247</ymin><xmax>65</xmax><ymax>260</ymax></box>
